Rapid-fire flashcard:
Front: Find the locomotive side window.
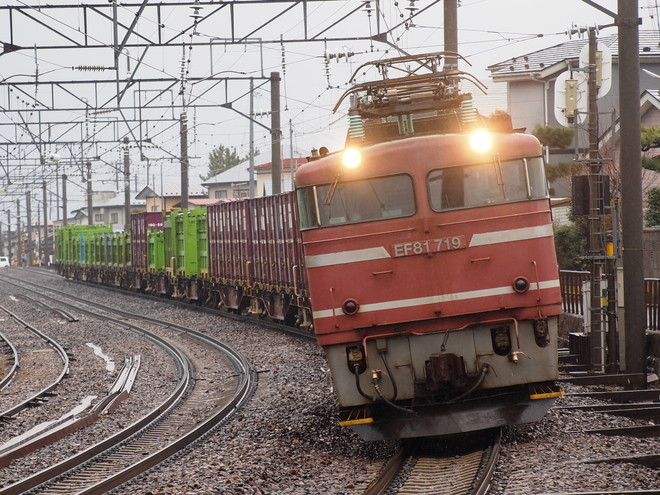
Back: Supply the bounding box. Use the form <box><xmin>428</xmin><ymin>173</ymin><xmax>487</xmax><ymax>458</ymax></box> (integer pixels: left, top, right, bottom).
<box><xmin>296</xmin><ymin>174</ymin><xmax>415</xmax><ymax>229</ymax></box>
<box><xmin>428</xmin><ymin>156</ymin><xmax>548</xmax><ymax>212</ymax></box>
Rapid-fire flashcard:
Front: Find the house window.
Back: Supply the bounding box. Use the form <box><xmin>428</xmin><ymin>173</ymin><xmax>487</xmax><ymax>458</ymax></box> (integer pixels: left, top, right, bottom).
<box><xmin>214</xmin><ymin>190</ymin><xmax>228</xmax><ymax>199</ymax></box>
<box><xmin>151</xmin><ymin>205</ymin><xmax>160</xmax><ymax>212</ymax></box>
<box><xmin>94</xmin><ymin>213</ymin><xmax>103</xmax><ymax>222</ymax></box>
<box><xmin>111</xmin><ymin>213</ymin><xmax>119</xmax><ymax>223</ymax></box>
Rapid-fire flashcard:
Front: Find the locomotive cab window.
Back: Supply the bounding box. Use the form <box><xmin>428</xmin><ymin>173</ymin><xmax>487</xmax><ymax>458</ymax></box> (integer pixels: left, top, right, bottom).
<box><xmin>297</xmin><ymin>174</ymin><xmax>415</xmax><ymax>230</ymax></box>
<box><xmin>428</xmin><ymin>156</ymin><xmax>548</xmax><ymax>211</ymax></box>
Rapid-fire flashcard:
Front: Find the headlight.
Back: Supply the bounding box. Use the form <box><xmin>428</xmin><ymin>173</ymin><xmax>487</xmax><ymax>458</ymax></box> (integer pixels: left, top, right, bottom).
<box><xmin>513</xmin><ymin>276</ymin><xmax>530</xmax><ymax>293</ymax></box>
<box><xmin>342</xmin><ymin>148</ymin><xmax>362</xmax><ymax>169</ymax></box>
<box><xmin>342</xmin><ymin>298</ymin><xmax>360</xmax><ymax>315</ymax></box>
<box><xmin>469</xmin><ymin>129</ymin><xmax>494</xmax><ymax>153</ymax></box>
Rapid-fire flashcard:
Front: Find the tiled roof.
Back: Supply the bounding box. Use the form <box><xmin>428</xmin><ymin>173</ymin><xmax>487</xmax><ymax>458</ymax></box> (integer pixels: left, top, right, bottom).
<box><xmin>135</xmin><ymin>180</ymin><xmax>207</xmax><ymax>199</ymax></box>
<box><xmin>488</xmin><ymin>31</ymin><xmax>660</xmax><ymax>79</ymax></box>
<box><xmin>202</xmin><ymin>158</ymin><xmax>307</xmax><ymax>185</ymax></box>
<box><xmin>170</xmin><ymin>198</ymin><xmax>230</xmax><ymax>208</ymax></box>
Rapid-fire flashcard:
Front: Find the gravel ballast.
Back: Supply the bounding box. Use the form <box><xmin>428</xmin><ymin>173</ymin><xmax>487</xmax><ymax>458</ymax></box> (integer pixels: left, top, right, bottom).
<box><xmin>0</xmin><ymin>268</ymin><xmax>658</xmax><ymax>494</ymax></box>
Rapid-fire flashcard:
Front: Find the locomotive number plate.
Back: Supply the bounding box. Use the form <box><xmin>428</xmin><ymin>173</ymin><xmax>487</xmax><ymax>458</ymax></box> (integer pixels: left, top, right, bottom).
<box><xmin>392</xmin><ymin>235</ymin><xmax>467</xmax><ymax>257</ymax></box>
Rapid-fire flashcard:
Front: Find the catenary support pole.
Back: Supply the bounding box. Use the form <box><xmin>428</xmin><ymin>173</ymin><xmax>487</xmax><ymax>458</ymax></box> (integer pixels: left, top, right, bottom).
<box><xmin>271</xmin><ymin>71</ymin><xmax>282</xmax><ymax>195</ymax></box>
<box><xmin>43</xmin><ymin>181</ymin><xmax>48</xmax><ymax>264</ymax></box>
<box><xmin>87</xmin><ymin>161</ymin><xmax>93</xmax><ymax>226</ymax></box>
<box><xmin>123</xmin><ymin>137</ymin><xmax>130</xmax><ymax>230</ymax></box>
<box><xmin>180</xmin><ymin>112</ymin><xmax>189</xmax><ymax>208</ymax></box>
<box><xmin>62</xmin><ymin>174</ymin><xmax>68</xmax><ymax>226</ymax></box>
<box><xmin>444</xmin><ymin>0</ymin><xmax>458</xmax><ymax>70</ymax></box>
<box><xmin>26</xmin><ymin>192</ymin><xmax>33</xmax><ymax>266</ymax></box>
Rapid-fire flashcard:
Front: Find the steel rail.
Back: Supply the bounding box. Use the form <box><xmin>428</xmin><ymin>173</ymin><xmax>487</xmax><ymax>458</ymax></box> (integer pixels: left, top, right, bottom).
<box><xmin>0</xmin><ymin>304</ymin><xmax>70</xmax><ymax>420</ymax></box>
<box><xmin>11</xmin><ymin>267</ymin><xmax>316</xmax><ymax>341</ymax></box>
<box><xmin>0</xmin><ymin>297</ymin><xmax>191</xmax><ymax>495</ymax></box>
<box><xmin>0</xmin><ymin>330</ymin><xmax>19</xmax><ymax>392</ymax></box>
<box><xmin>362</xmin><ymin>429</ymin><xmax>501</xmax><ymax>495</ymax></box>
<box><xmin>537</xmin><ymin>491</ymin><xmax>660</xmax><ymax>495</ymax></box>
<box><xmin>362</xmin><ymin>447</ymin><xmax>407</xmax><ymax>495</ymax></box>
<box><xmin>0</xmin><ymin>275</ymin><xmax>257</xmax><ymax>495</ymax></box>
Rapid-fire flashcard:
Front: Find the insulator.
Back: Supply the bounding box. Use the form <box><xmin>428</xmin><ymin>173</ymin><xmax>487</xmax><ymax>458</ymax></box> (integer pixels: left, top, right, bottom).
<box><xmin>347</xmin><ymin>113</ymin><xmax>366</xmax><ymax>141</ymax></box>
<box><xmin>74</xmin><ymin>66</ymin><xmax>108</xmax><ymax>72</ymax></box>
<box><xmin>460</xmin><ymin>99</ymin><xmax>478</xmax><ymax>125</ymax></box>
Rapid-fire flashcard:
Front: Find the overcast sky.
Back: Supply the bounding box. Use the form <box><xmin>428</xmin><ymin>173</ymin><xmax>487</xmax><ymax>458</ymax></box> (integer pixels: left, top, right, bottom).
<box><xmin>0</xmin><ymin>0</ymin><xmax>645</xmax><ymax>217</ymax></box>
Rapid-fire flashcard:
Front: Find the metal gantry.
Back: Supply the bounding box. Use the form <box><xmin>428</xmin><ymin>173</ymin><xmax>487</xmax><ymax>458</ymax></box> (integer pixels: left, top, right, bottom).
<box><xmin>0</xmin><ymin>1</ymin><xmax>443</xmax><ymax>239</ymax></box>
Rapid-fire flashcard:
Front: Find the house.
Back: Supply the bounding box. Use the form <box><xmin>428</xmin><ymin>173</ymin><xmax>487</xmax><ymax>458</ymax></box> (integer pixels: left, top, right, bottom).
<box><xmin>202</xmin><ymin>158</ymin><xmax>307</xmax><ymax>199</ymax></box>
<box><xmin>487</xmin><ymin>31</ymin><xmax>660</xmax><ymax>160</ymax></box>
<box><xmin>135</xmin><ymin>180</ymin><xmax>208</xmax><ymax>212</ymax></box>
<box><xmin>70</xmin><ymin>195</ymin><xmax>146</xmax><ymax>230</ymax></box>
<box><xmin>487</xmin><ymin>31</ymin><xmax>660</xmax><ymax>202</ymax></box>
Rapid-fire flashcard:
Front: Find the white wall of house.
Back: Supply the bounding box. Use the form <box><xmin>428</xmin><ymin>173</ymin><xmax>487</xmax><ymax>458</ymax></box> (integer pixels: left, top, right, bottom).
<box><xmin>508</xmin><ymin>80</ymin><xmax>547</xmax><ymax>133</ymax></box>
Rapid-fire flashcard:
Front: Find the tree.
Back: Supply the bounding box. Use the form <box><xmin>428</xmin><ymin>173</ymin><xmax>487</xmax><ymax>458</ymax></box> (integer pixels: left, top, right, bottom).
<box><xmin>642</xmin><ymin>156</ymin><xmax>660</xmax><ymax>172</ymax></box>
<box><xmin>532</xmin><ymin>125</ymin><xmax>574</xmax><ymax>149</ymax></box>
<box><xmin>200</xmin><ymin>145</ymin><xmax>259</xmax><ymax>181</ymax></box>
<box><xmin>645</xmin><ymin>186</ymin><xmax>660</xmax><ymax>227</ymax></box>
<box><xmin>554</xmin><ymin>222</ymin><xmax>589</xmax><ymax>271</ymax></box>
<box><xmin>545</xmin><ymin>161</ymin><xmax>582</xmax><ymax>182</ymax></box>
<box><xmin>641</xmin><ymin>126</ymin><xmax>660</xmax><ymax>151</ymax></box>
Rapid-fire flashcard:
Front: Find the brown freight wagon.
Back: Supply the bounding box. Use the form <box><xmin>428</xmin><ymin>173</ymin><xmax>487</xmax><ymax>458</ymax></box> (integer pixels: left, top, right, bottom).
<box><xmin>207</xmin><ymin>193</ymin><xmax>310</xmax><ymax>326</ymax></box>
<box><xmin>131</xmin><ymin>212</ymin><xmax>164</xmax><ymax>271</ymax></box>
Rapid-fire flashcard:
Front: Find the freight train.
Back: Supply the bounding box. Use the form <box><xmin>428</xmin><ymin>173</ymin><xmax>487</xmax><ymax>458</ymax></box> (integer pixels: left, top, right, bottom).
<box><xmin>55</xmin><ymin>52</ymin><xmax>563</xmax><ymax>441</ymax></box>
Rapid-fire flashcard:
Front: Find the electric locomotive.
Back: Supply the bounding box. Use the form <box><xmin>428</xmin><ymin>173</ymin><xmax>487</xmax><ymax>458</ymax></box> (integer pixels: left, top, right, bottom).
<box><xmin>294</xmin><ymin>53</ymin><xmax>563</xmax><ymax>440</ymax></box>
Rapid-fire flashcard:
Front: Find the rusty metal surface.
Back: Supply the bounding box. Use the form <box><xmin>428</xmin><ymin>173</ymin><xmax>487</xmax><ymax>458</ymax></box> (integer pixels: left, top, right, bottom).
<box><xmin>558</xmin><ymin>373</ymin><xmax>647</xmax><ymax>386</ymax></box>
<box><xmin>566</xmin><ymin>389</ymin><xmax>660</xmax><ymax>402</ymax></box>
<box><xmin>585</xmin><ymin>425</ymin><xmax>660</xmax><ymax>437</ymax></box>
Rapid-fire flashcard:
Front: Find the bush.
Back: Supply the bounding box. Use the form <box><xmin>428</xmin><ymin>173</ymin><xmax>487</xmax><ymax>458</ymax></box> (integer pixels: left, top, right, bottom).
<box><xmin>554</xmin><ymin>223</ymin><xmax>588</xmax><ymax>270</ymax></box>
<box><xmin>532</xmin><ymin>125</ymin><xmax>574</xmax><ymax>149</ymax></box>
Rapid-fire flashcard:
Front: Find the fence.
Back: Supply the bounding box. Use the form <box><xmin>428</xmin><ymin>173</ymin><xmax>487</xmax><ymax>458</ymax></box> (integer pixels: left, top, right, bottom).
<box><xmin>559</xmin><ymin>270</ymin><xmax>590</xmax><ymax>316</ymax></box>
<box><xmin>559</xmin><ymin>270</ymin><xmax>660</xmax><ymax>331</ymax></box>
<box><xmin>646</xmin><ymin>279</ymin><xmax>660</xmax><ymax>331</ymax></box>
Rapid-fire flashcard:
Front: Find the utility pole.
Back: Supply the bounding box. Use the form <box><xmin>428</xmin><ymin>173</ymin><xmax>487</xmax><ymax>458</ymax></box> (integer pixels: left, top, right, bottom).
<box><xmin>123</xmin><ymin>137</ymin><xmax>130</xmax><ymax>230</ymax></box>
<box><xmin>0</xmin><ymin>221</ymin><xmax>3</xmax><ymax>257</ymax></box>
<box><xmin>271</xmin><ymin>71</ymin><xmax>282</xmax><ymax>195</ymax></box>
<box><xmin>180</xmin><ymin>112</ymin><xmax>189</xmax><ymax>208</ymax></box>
<box><xmin>444</xmin><ymin>0</ymin><xmax>458</xmax><ymax>70</ymax></box>
<box><xmin>87</xmin><ymin>161</ymin><xmax>93</xmax><ymax>226</ymax></box>
<box><xmin>26</xmin><ymin>192</ymin><xmax>33</xmax><ymax>266</ymax></box>
<box><xmin>618</xmin><ymin>0</ymin><xmax>646</xmax><ymax>380</ymax></box>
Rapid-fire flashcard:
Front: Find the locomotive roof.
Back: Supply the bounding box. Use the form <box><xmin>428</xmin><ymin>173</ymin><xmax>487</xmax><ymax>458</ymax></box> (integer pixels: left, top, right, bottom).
<box><xmin>295</xmin><ymin>132</ymin><xmax>542</xmax><ymax>187</ymax></box>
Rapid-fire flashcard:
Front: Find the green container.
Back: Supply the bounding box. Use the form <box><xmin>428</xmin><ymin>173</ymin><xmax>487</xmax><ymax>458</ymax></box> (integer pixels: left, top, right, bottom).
<box><xmin>160</xmin><ymin>206</ymin><xmax>207</xmax><ymax>277</ymax></box>
<box><xmin>54</xmin><ymin>225</ymin><xmax>112</xmax><ymax>266</ymax></box>
<box><xmin>148</xmin><ymin>228</ymin><xmax>165</xmax><ymax>272</ymax></box>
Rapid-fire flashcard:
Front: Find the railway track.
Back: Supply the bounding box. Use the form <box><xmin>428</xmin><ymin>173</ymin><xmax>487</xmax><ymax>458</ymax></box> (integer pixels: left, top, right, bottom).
<box><xmin>0</xmin><ymin>303</ymin><xmax>70</xmax><ymax>420</ymax></box>
<box><xmin>0</xmin><ymin>272</ymin><xmax>258</xmax><ymax>495</ymax></box>
<box><xmin>26</xmin><ymin>265</ymin><xmax>316</xmax><ymax>341</ymax></box>
<box><xmin>364</xmin><ymin>429</ymin><xmax>501</xmax><ymax>495</ymax></box>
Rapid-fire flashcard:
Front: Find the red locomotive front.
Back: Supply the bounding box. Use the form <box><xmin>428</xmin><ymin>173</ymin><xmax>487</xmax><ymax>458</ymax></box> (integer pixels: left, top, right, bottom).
<box><xmin>295</xmin><ymin>53</ymin><xmax>563</xmax><ymax>440</ymax></box>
